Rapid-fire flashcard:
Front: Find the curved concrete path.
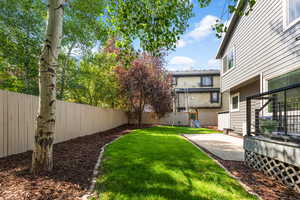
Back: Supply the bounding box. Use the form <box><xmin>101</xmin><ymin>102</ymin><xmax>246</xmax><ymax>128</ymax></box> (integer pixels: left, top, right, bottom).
<box><xmin>183</xmin><ymin>134</ymin><xmax>244</xmax><ymax>161</ymax></box>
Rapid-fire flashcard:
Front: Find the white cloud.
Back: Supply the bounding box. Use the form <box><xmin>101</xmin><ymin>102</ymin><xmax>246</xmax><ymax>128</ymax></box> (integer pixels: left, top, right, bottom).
<box><xmin>168</xmin><ymin>56</ymin><xmax>196</xmax><ymax>71</ymax></box>
<box><xmin>176</xmin><ymin>39</ymin><xmax>187</xmax><ymax>48</ymax></box>
<box><xmin>170</xmin><ymin>56</ymin><xmax>195</xmax><ymax>65</ymax></box>
<box><xmin>187</xmin><ymin>15</ymin><xmax>219</xmax><ymax>40</ymax></box>
<box><xmin>207</xmin><ymin>59</ymin><xmax>220</xmax><ymax>69</ymax></box>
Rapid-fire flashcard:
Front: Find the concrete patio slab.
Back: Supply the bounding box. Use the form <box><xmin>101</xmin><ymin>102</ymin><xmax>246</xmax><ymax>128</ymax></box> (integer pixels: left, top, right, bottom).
<box><xmin>183</xmin><ymin>134</ymin><xmax>244</xmax><ymax>161</ymax></box>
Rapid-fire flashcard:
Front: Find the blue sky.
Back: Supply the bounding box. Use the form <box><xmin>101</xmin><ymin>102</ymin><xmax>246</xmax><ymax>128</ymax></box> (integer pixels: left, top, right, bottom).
<box><xmin>166</xmin><ymin>0</ymin><xmax>230</xmax><ymax>71</ymax></box>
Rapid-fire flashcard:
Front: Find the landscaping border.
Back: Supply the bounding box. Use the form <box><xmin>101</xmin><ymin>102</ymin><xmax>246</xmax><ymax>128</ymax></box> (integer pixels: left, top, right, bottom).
<box><xmin>181</xmin><ymin>135</ymin><xmax>262</xmax><ymax>200</ymax></box>
<box><xmin>81</xmin><ymin>134</ymin><xmax>127</xmax><ymax>200</ymax></box>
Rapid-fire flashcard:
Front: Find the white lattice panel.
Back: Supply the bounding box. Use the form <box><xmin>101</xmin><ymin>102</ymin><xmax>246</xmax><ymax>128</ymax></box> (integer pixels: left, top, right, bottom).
<box><xmin>245</xmin><ymin>150</ymin><xmax>300</xmax><ymax>192</ymax></box>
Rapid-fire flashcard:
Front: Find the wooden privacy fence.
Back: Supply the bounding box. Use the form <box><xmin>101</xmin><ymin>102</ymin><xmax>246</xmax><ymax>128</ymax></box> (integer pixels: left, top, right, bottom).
<box><xmin>0</xmin><ymin>90</ymin><xmax>128</xmax><ymax>158</ymax></box>
<box><xmin>131</xmin><ymin>112</ymin><xmax>190</xmax><ymax>126</ymax></box>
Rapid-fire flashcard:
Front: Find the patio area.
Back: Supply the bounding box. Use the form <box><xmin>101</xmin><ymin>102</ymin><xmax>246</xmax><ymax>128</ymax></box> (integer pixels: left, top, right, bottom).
<box><xmin>183</xmin><ymin>134</ymin><xmax>244</xmax><ymax>161</ymax></box>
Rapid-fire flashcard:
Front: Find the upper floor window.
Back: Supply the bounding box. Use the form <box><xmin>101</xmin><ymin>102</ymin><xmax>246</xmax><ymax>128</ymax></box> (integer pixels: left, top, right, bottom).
<box><xmin>223</xmin><ymin>47</ymin><xmax>235</xmax><ymax>74</ymax></box>
<box><xmin>285</xmin><ymin>0</ymin><xmax>300</xmax><ymax>28</ymax></box>
<box><xmin>200</xmin><ymin>76</ymin><xmax>213</xmax><ymax>87</ymax></box>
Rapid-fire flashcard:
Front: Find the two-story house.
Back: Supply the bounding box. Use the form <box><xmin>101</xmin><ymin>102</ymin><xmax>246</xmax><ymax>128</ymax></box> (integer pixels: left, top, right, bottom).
<box><xmin>216</xmin><ymin>0</ymin><xmax>300</xmax><ymax>192</ymax></box>
<box><xmin>171</xmin><ymin>70</ymin><xmax>223</xmax><ymax>126</ymax></box>
<box><xmin>217</xmin><ymin>0</ymin><xmax>300</xmax><ymax>136</ymax></box>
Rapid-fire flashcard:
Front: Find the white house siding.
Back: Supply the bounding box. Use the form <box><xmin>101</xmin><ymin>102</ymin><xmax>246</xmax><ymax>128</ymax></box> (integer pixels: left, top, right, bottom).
<box><xmin>221</xmin><ymin>0</ymin><xmax>300</xmax><ymax>93</ymax></box>
<box><xmin>230</xmin><ymin>79</ymin><xmax>260</xmax><ymax>135</ymax></box>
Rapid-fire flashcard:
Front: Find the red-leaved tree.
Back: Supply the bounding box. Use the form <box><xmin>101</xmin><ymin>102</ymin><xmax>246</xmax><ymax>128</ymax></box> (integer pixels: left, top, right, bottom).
<box><xmin>115</xmin><ymin>54</ymin><xmax>172</xmax><ymax>127</ymax></box>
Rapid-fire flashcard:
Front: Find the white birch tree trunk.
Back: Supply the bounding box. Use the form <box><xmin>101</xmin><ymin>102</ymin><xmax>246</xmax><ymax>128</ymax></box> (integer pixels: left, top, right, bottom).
<box><xmin>31</xmin><ymin>0</ymin><xmax>65</xmax><ymax>174</ymax></box>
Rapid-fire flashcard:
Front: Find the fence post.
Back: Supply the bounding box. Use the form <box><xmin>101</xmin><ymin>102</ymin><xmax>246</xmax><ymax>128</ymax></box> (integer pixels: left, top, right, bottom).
<box><xmin>284</xmin><ymin>91</ymin><xmax>288</xmax><ymax>135</ymax></box>
<box><xmin>246</xmin><ymin>97</ymin><xmax>251</xmax><ymax>136</ymax></box>
<box><xmin>272</xmin><ymin>94</ymin><xmax>278</xmax><ymax>121</ymax></box>
<box><xmin>255</xmin><ymin>109</ymin><xmax>260</xmax><ymax>134</ymax></box>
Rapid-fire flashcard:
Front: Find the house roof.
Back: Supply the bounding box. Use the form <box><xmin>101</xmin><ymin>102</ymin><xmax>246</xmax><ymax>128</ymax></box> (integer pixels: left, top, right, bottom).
<box><xmin>174</xmin><ymin>88</ymin><xmax>220</xmax><ymax>93</ymax></box>
<box><xmin>171</xmin><ymin>70</ymin><xmax>220</xmax><ymax>77</ymax></box>
<box><xmin>215</xmin><ymin>0</ymin><xmax>246</xmax><ymax>59</ymax></box>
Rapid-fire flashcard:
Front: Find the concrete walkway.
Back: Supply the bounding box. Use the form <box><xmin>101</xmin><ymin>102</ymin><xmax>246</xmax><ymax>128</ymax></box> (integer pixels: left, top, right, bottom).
<box><xmin>183</xmin><ymin>134</ymin><xmax>244</xmax><ymax>161</ymax></box>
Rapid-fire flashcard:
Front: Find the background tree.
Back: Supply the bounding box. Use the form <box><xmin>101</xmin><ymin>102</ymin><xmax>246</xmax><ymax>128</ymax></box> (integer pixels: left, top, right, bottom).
<box><xmin>197</xmin><ymin>0</ymin><xmax>256</xmax><ymax>37</ymax></box>
<box><xmin>107</xmin><ymin>0</ymin><xmax>193</xmax><ymax>53</ymax></box>
<box><xmin>0</xmin><ymin>0</ymin><xmax>108</xmax><ymax>97</ymax></box>
<box><xmin>57</xmin><ymin>0</ymin><xmax>108</xmax><ymax>100</ymax></box>
<box><xmin>116</xmin><ymin>54</ymin><xmax>172</xmax><ymax>127</ymax></box>
<box><xmin>64</xmin><ymin>51</ymin><xmax>121</xmax><ymax>107</ymax></box>
<box><xmin>0</xmin><ymin>0</ymin><xmax>46</xmax><ymax>95</ymax></box>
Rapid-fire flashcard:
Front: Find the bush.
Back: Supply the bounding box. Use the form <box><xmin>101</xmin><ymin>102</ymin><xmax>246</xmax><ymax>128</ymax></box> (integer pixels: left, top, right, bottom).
<box><xmin>259</xmin><ymin>118</ymin><xmax>278</xmax><ymax>134</ymax></box>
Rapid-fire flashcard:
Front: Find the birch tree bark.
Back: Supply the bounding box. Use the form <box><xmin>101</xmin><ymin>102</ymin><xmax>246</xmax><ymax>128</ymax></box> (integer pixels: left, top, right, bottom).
<box><xmin>31</xmin><ymin>0</ymin><xmax>65</xmax><ymax>174</ymax></box>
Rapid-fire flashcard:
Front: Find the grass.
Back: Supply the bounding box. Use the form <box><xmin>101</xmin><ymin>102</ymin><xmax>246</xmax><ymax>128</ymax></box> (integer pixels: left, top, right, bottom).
<box><xmin>94</xmin><ymin>126</ymin><xmax>257</xmax><ymax>200</ymax></box>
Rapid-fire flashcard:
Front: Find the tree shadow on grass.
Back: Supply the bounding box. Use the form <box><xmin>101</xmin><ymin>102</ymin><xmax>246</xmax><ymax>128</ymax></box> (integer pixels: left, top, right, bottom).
<box><xmin>138</xmin><ymin>126</ymin><xmax>221</xmax><ymax>135</ymax></box>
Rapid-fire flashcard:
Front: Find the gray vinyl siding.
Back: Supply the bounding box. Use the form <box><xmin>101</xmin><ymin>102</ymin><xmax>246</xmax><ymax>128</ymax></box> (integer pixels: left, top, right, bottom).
<box><xmin>230</xmin><ymin>80</ymin><xmax>260</xmax><ymax>135</ymax></box>
<box><xmin>221</xmin><ymin>0</ymin><xmax>300</xmax><ymax>92</ymax></box>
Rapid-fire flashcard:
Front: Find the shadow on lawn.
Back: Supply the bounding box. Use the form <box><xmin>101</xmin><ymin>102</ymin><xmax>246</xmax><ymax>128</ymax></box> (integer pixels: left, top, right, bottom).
<box><xmin>95</xmin><ymin>163</ymin><xmax>236</xmax><ymax>200</ymax></box>
<box><xmin>138</xmin><ymin>126</ymin><xmax>222</xmax><ymax>135</ymax></box>
<box><xmin>94</xmin><ymin>128</ymin><xmax>256</xmax><ymax>200</ymax></box>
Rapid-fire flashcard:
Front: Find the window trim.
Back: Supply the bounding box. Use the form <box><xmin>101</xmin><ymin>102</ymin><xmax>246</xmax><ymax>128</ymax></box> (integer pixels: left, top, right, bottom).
<box><xmin>210</xmin><ymin>92</ymin><xmax>220</xmax><ymax>103</ymax></box>
<box><xmin>230</xmin><ymin>93</ymin><xmax>240</xmax><ymax>112</ymax></box>
<box><xmin>200</xmin><ymin>76</ymin><xmax>213</xmax><ymax>87</ymax></box>
<box><xmin>283</xmin><ymin>0</ymin><xmax>300</xmax><ymax>31</ymax></box>
<box><xmin>222</xmin><ymin>46</ymin><xmax>236</xmax><ymax>77</ymax></box>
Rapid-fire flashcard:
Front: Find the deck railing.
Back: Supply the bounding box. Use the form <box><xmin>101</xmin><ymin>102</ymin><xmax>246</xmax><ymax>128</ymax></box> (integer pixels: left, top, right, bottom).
<box><xmin>246</xmin><ymin>82</ymin><xmax>300</xmax><ymax>142</ymax></box>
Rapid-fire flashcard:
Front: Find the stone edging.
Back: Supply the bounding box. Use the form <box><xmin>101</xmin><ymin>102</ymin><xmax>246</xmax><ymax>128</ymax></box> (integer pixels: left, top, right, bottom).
<box><xmin>81</xmin><ymin>135</ymin><xmax>126</xmax><ymax>200</ymax></box>
<box><xmin>181</xmin><ymin>135</ymin><xmax>262</xmax><ymax>200</ymax></box>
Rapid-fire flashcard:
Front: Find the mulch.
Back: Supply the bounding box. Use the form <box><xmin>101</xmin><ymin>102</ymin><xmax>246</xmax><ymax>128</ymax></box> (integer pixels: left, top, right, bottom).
<box><xmin>192</xmin><ymin>142</ymin><xmax>300</xmax><ymax>200</ymax></box>
<box><xmin>1</xmin><ymin>125</ymin><xmax>299</xmax><ymax>200</ymax></box>
<box><xmin>0</xmin><ymin>125</ymin><xmax>136</xmax><ymax>200</ymax></box>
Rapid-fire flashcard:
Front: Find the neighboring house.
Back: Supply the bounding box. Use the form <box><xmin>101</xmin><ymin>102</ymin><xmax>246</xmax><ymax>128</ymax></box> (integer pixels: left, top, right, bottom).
<box><xmin>171</xmin><ymin>70</ymin><xmax>223</xmax><ymax>126</ymax></box>
<box><xmin>216</xmin><ymin>0</ymin><xmax>300</xmax><ymax>192</ymax></box>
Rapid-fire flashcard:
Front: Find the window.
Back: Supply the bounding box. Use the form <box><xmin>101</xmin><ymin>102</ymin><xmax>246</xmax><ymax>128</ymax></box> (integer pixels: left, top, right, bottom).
<box><xmin>223</xmin><ymin>55</ymin><xmax>228</xmax><ymax>73</ymax></box>
<box><xmin>269</xmin><ymin>68</ymin><xmax>300</xmax><ymax>91</ymax></box>
<box><xmin>200</xmin><ymin>76</ymin><xmax>213</xmax><ymax>86</ymax></box>
<box><xmin>285</xmin><ymin>0</ymin><xmax>300</xmax><ymax>28</ymax></box>
<box><xmin>211</xmin><ymin>92</ymin><xmax>219</xmax><ymax>103</ymax></box>
<box><xmin>223</xmin><ymin>47</ymin><xmax>235</xmax><ymax>73</ymax></box>
<box><xmin>268</xmin><ymin>68</ymin><xmax>300</xmax><ymax>108</ymax></box>
<box><xmin>231</xmin><ymin>93</ymin><xmax>239</xmax><ymax>112</ymax></box>
<box><xmin>172</xmin><ymin>77</ymin><xmax>177</xmax><ymax>85</ymax></box>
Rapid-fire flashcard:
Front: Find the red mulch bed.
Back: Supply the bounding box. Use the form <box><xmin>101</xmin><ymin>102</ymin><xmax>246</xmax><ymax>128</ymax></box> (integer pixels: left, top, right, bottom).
<box><xmin>0</xmin><ymin>125</ymin><xmax>136</xmax><ymax>200</ymax></box>
<box><xmin>1</xmin><ymin>125</ymin><xmax>299</xmax><ymax>200</ymax></box>
<box><xmin>220</xmin><ymin>160</ymin><xmax>299</xmax><ymax>200</ymax></box>
<box><xmin>190</xmin><ymin>141</ymin><xmax>300</xmax><ymax>200</ymax></box>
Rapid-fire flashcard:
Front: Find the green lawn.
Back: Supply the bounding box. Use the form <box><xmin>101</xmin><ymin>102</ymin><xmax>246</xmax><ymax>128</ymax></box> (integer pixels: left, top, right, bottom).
<box><xmin>94</xmin><ymin>126</ymin><xmax>257</xmax><ymax>200</ymax></box>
